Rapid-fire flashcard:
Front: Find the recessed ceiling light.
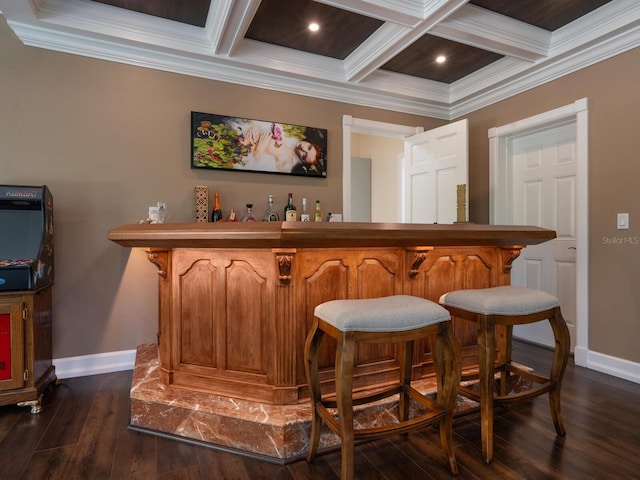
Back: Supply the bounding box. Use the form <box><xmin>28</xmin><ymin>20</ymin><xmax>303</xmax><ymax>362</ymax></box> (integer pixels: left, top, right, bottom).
<box><xmin>309</xmin><ymin>22</ymin><xmax>320</xmax><ymax>32</ymax></box>
<box><xmin>436</xmin><ymin>55</ymin><xmax>446</xmax><ymax>64</ymax></box>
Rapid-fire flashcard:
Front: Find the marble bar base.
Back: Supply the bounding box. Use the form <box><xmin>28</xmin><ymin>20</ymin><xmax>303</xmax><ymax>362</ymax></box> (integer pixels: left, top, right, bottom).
<box><xmin>129</xmin><ymin>344</ymin><xmax>476</xmax><ymax>463</ymax></box>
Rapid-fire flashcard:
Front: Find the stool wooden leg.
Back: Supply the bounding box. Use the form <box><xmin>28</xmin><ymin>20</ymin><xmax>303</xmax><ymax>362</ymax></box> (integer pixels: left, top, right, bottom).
<box><xmin>304</xmin><ymin>318</ymin><xmax>324</xmax><ymax>463</ymax></box>
<box><xmin>498</xmin><ymin>324</ymin><xmax>513</xmax><ymax>397</ymax></box>
<box><xmin>398</xmin><ymin>340</ymin><xmax>413</xmax><ymax>423</ymax></box>
<box><xmin>478</xmin><ymin>314</ymin><xmax>496</xmax><ymax>464</ymax></box>
<box><xmin>548</xmin><ymin>306</ymin><xmax>571</xmax><ymax>436</ymax></box>
<box><xmin>335</xmin><ymin>332</ymin><xmax>357</xmax><ymax>480</ymax></box>
<box><xmin>433</xmin><ymin>324</ymin><xmax>461</xmax><ymax>475</ymax></box>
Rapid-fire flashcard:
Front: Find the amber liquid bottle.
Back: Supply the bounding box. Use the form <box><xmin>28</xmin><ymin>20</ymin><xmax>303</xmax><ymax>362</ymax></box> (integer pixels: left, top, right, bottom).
<box><xmin>313</xmin><ymin>200</ymin><xmax>323</xmax><ymax>222</ymax></box>
<box><xmin>227</xmin><ymin>208</ymin><xmax>238</xmax><ymax>222</ymax></box>
<box><xmin>211</xmin><ymin>191</ymin><xmax>223</xmax><ymax>222</ymax></box>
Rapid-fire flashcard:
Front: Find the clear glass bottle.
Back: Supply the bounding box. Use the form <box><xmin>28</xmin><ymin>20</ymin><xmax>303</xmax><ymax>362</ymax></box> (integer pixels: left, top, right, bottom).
<box><xmin>263</xmin><ymin>194</ymin><xmax>279</xmax><ymax>221</ymax></box>
<box><xmin>313</xmin><ymin>200</ymin><xmax>323</xmax><ymax>222</ymax></box>
<box><xmin>300</xmin><ymin>197</ymin><xmax>310</xmax><ymax>222</ymax></box>
<box><xmin>211</xmin><ymin>192</ymin><xmax>223</xmax><ymax>222</ymax></box>
<box><xmin>242</xmin><ymin>203</ymin><xmax>257</xmax><ymax>222</ymax></box>
<box><xmin>284</xmin><ymin>193</ymin><xmax>297</xmax><ymax>221</ymax></box>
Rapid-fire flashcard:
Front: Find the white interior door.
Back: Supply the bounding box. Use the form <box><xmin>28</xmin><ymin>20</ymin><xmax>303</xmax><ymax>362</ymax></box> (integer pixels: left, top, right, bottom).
<box><xmin>402</xmin><ymin>119</ymin><xmax>468</xmax><ymax>224</ymax></box>
<box><xmin>509</xmin><ymin>122</ymin><xmax>578</xmax><ymax>349</ymax></box>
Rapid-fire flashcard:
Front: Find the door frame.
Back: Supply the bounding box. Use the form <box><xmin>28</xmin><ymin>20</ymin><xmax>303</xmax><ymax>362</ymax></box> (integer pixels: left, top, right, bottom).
<box><xmin>489</xmin><ymin>98</ymin><xmax>589</xmax><ymax>367</ymax></box>
<box><xmin>342</xmin><ymin>115</ymin><xmax>423</xmax><ymax>222</ymax></box>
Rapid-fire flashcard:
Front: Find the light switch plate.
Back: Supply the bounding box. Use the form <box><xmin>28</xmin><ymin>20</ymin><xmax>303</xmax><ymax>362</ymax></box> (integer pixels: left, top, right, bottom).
<box><xmin>617</xmin><ymin>213</ymin><xmax>629</xmax><ymax>230</ymax></box>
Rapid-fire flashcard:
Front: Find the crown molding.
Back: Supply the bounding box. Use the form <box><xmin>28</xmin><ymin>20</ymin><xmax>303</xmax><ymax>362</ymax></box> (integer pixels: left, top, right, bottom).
<box><xmin>450</xmin><ymin>24</ymin><xmax>640</xmax><ymax>119</ymax></box>
<box><xmin>2</xmin><ymin>0</ymin><xmax>639</xmax><ymax>120</ymax></box>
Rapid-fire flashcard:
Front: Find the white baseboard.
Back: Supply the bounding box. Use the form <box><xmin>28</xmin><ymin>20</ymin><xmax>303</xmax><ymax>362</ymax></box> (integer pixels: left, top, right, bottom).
<box><xmin>53</xmin><ymin>346</ymin><xmax>640</xmax><ymax>385</ymax></box>
<box><xmin>577</xmin><ymin>348</ymin><xmax>640</xmax><ymax>384</ymax></box>
<box><xmin>54</xmin><ymin>349</ymin><xmax>136</xmax><ymax>379</ymax></box>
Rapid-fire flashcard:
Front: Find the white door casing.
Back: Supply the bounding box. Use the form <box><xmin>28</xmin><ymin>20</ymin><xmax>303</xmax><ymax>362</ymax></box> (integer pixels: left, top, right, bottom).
<box><xmin>402</xmin><ymin>119</ymin><xmax>468</xmax><ymax>224</ymax></box>
<box><xmin>489</xmin><ymin>98</ymin><xmax>589</xmax><ymax>365</ymax></box>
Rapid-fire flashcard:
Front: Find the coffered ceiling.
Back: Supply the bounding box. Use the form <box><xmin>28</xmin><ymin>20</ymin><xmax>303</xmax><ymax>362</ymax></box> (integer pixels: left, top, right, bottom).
<box><xmin>1</xmin><ymin>0</ymin><xmax>639</xmax><ymax>119</ymax></box>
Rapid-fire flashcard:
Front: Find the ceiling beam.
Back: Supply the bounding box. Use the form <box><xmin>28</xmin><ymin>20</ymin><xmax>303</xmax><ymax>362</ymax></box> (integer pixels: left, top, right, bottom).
<box><xmin>344</xmin><ymin>0</ymin><xmax>468</xmax><ymax>82</ymax></box>
<box><xmin>210</xmin><ymin>0</ymin><xmax>259</xmax><ymax>57</ymax></box>
<box><xmin>432</xmin><ymin>4</ymin><xmax>550</xmax><ymax>62</ymax></box>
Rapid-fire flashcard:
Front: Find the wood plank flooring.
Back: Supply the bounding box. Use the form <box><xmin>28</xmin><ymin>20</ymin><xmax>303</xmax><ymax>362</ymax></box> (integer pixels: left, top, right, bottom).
<box><xmin>2</xmin><ymin>341</ymin><xmax>640</xmax><ymax>479</ymax></box>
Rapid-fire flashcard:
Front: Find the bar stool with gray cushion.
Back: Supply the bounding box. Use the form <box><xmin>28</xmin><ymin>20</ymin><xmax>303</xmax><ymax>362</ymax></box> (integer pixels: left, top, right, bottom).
<box><xmin>304</xmin><ymin>295</ymin><xmax>461</xmax><ymax>480</ymax></box>
<box><xmin>439</xmin><ymin>286</ymin><xmax>570</xmax><ymax>464</ymax></box>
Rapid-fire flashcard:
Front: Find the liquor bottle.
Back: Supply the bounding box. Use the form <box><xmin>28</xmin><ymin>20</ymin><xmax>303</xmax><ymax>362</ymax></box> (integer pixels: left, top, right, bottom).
<box><xmin>211</xmin><ymin>192</ymin><xmax>223</xmax><ymax>222</ymax></box>
<box><xmin>227</xmin><ymin>208</ymin><xmax>238</xmax><ymax>222</ymax></box>
<box><xmin>300</xmin><ymin>197</ymin><xmax>310</xmax><ymax>222</ymax></box>
<box><xmin>263</xmin><ymin>194</ymin><xmax>279</xmax><ymax>221</ymax></box>
<box><xmin>242</xmin><ymin>204</ymin><xmax>256</xmax><ymax>222</ymax></box>
<box><xmin>284</xmin><ymin>193</ymin><xmax>297</xmax><ymax>221</ymax></box>
<box><xmin>313</xmin><ymin>200</ymin><xmax>323</xmax><ymax>222</ymax></box>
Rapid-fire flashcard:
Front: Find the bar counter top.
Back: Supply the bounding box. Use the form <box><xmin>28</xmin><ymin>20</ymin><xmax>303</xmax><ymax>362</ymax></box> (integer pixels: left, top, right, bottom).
<box><xmin>108</xmin><ymin>221</ymin><xmax>555</xmax><ymax>249</ymax></box>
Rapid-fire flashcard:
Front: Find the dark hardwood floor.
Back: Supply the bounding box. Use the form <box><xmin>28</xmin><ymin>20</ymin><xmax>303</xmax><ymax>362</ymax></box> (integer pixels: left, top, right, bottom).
<box><xmin>2</xmin><ymin>341</ymin><xmax>640</xmax><ymax>479</ymax></box>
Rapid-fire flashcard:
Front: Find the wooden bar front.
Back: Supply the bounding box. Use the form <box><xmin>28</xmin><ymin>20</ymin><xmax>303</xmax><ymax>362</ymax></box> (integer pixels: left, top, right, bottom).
<box><xmin>109</xmin><ymin>222</ymin><xmax>555</xmax><ymax>406</ymax></box>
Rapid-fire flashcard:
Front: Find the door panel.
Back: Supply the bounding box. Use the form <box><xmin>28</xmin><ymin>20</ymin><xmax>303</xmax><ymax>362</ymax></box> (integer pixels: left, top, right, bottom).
<box><xmin>296</xmin><ymin>249</ymin><xmax>403</xmax><ymax>374</ymax></box>
<box><xmin>410</xmin><ymin>173</ymin><xmax>430</xmax><ymax>222</ymax></box>
<box><xmin>172</xmin><ymin>250</ymin><xmax>275</xmax><ymax>380</ymax></box>
<box><xmin>403</xmin><ymin>119</ymin><xmax>468</xmax><ymax>224</ymax></box>
<box><xmin>511</xmin><ymin>122</ymin><xmax>577</xmax><ymax>349</ymax></box>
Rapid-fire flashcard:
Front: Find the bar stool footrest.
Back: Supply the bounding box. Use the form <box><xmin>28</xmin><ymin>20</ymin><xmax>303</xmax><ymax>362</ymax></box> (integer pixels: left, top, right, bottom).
<box><xmin>315</xmin><ymin>387</ymin><xmax>446</xmax><ymax>442</ymax></box>
<box><xmin>459</xmin><ymin>364</ymin><xmax>555</xmax><ymax>404</ymax></box>
<box><xmin>319</xmin><ymin>384</ymin><xmax>406</xmax><ymax>410</ymax></box>
<box><xmin>494</xmin><ymin>383</ymin><xmax>554</xmax><ymax>404</ymax></box>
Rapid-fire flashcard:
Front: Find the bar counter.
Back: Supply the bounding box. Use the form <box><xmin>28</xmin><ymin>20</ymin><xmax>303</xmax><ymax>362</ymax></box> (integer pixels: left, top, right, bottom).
<box><xmin>108</xmin><ymin>221</ymin><xmax>555</xmax><ymax>461</ymax></box>
<box><xmin>108</xmin><ymin>220</ymin><xmax>555</xmax><ymax>249</ymax></box>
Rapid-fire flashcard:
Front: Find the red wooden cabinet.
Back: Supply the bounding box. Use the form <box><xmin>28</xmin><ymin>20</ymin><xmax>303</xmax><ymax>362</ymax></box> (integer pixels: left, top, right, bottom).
<box><xmin>0</xmin><ymin>286</ymin><xmax>56</xmax><ymax>413</ymax></box>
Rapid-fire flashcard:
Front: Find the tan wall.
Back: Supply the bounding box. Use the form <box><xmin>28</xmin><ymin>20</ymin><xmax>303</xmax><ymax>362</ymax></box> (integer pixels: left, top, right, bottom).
<box><xmin>0</xmin><ymin>17</ymin><xmax>437</xmax><ymax>358</ymax></box>
<box><xmin>2</xmin><ymin>15</ymin><xmax>639</xmax><ymax>365</ymax></box>
<box><xmin>351</xmin><ymin>133</ymin><xmax>405</xmax><ymax>222</ymax></box>
<box><xmin>459</xmin><ymin>46</ymin><xmax>640</xmax><ymax>362</ymax></box>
